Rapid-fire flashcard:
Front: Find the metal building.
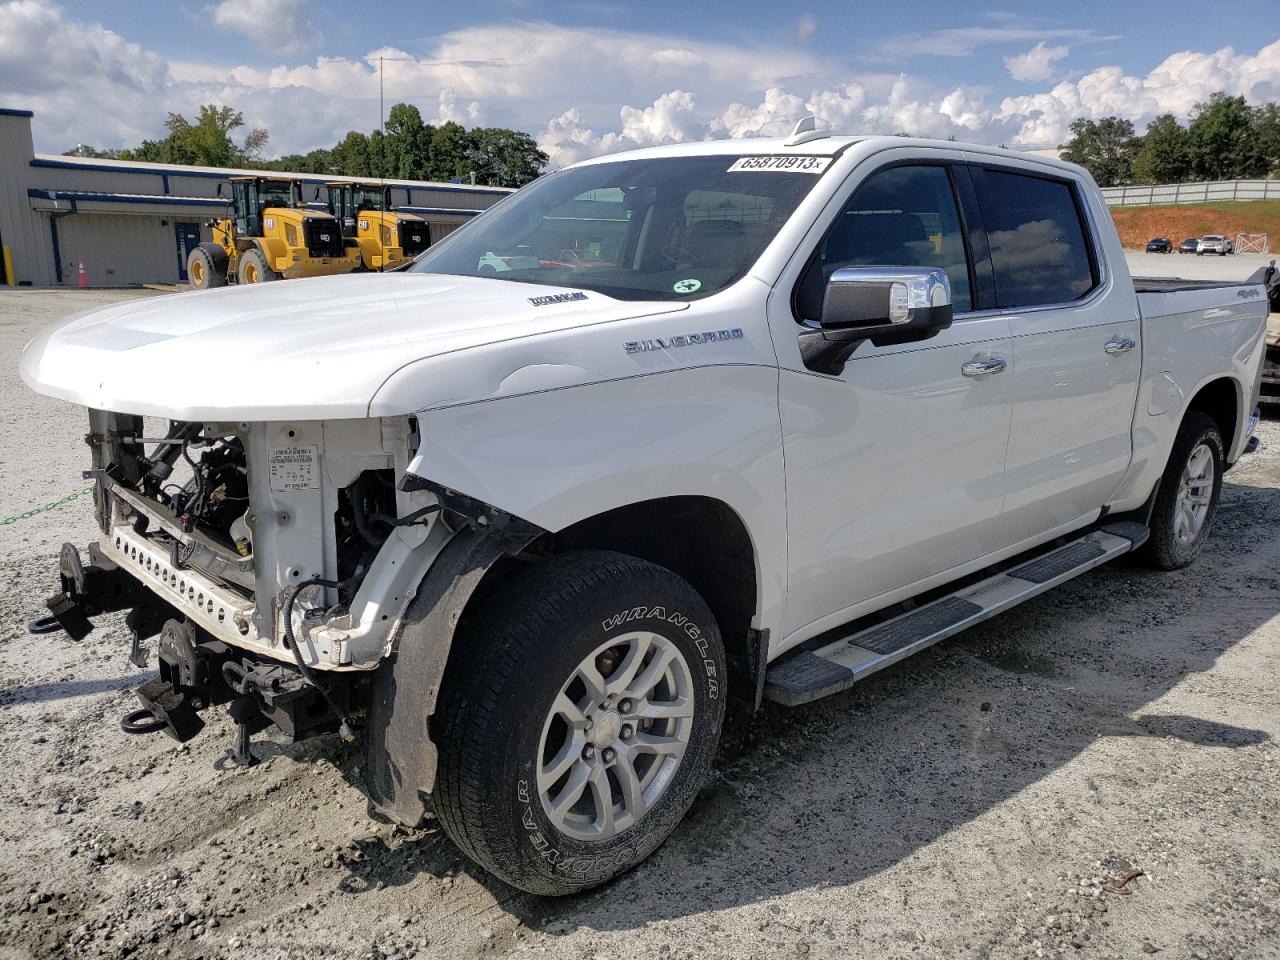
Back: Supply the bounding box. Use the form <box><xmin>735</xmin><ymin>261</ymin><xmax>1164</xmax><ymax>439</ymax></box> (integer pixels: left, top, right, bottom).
<box><xmin>0</xmin><ymin>108</ymin><xmax>512</xmax><ymax>288</ymax></box>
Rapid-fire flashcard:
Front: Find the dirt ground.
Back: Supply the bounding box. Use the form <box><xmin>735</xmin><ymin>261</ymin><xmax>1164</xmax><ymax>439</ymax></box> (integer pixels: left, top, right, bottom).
<box><xmin>2</xmin><ymin>281</ymin><xmax>1278</xmax><ymax>960</ymax></box>
<box><xmin>1111</xmin><ymin>201</ymin><xmax>1280</xmax><ymax>250</ymax></box>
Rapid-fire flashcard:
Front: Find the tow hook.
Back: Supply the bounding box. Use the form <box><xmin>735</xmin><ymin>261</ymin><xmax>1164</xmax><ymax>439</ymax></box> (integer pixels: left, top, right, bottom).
<box><xmin>119</xmin><ymin>707</ymin><xmax>170</xmax><ymax>735</ymax></box>
<box><xmin>128</xmin><ymin>675</ymin><xmax>206</xmax><ymax>742</ymax></box>
<box><xmin>28</xmin><ymin>542</ymin><xmax>147</xmax><ymax>641</ymax></box>
<box><xmin>121</xmin><ymin>619</ymin><xmax>232</xmax><ymax>743</ymax></box>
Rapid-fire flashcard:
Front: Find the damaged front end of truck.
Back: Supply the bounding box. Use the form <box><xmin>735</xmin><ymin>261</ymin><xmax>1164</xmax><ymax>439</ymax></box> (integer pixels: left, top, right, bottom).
<box><xmin>31</xmin><ymin>408</ymin><xmax>539</xmax><ymax>813</ymax></box>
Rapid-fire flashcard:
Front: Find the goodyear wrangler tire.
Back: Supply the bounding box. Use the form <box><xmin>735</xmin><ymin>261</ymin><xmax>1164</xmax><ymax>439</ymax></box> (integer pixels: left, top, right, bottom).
<box><xmin>432</xmin><ymin>551</ymin><xmax>726</xmax><ymax>895</ymax></box>
<box><xmin>1141</xmin><ymin>411</ymin><xmax>1224</xmax><ymax>571</ymax></box>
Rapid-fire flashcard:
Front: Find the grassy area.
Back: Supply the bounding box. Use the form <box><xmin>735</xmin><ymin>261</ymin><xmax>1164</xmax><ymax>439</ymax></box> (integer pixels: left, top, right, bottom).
<box><xmin>1111</xmin><ymin>200</ymin><xmax>1280</xmax><ymax>248</ymax></box>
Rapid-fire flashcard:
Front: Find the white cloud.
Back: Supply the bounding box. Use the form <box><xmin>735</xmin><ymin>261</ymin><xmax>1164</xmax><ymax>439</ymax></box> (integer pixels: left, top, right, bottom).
<box><xmin>435</xmin><ymin>87</ymin><xmax>482</xmax><ymax>126</ymax></box>
<box><xmin>617</xmin><ymin>90</ymin><xmax>700</xmax><ymax>145</ymax></box>
<box><xmin>999</xmin><ymin>38</ymin><xmax>1280</xmax><ymax>145</ymax></box>
<box><xmin>712</xmin><ymin>88</ymin><xmax>808</xmax><ymax>139</ymax></box>
<box><xmin>794</xmin><ymin>14</ymin><xmax>817</xmax><ymax>43</ymax></box>
<box><xmin>876</xmin><ymin>26</ymin><xmax>1103</xmax><ymax>60</ymax></box>
<box><xmin>537</xmin><ymin>107</ymin><xmax>602</xmax><ymax>168</ymax></box>
<box><xmin>803</xmin><ymin>83</ymin><xmax>866</xmax><ymax>130</ymax></box>
<box><xmin>537</xmin><ymin>90</ymin><xmax>699</xmax><ymax>167</ymax></box>
<box><xmin>1</xmin><ymin>1</ymin><xmax>1278</xmax><ymax>170</ymax></box>
<box><xmin>0</xmin><ymin>0</ymin><xmax>172</xmax><ymax>149</ymax></box>
<box><xmin>208</xmin><ymin>0</ymin><xmax>320</xmax><ymax>55</ymax></box>
<box><xmin>1004</xmin><ymin>41</ymin><xmax>1069</xmax><ymax>82</ymax></box>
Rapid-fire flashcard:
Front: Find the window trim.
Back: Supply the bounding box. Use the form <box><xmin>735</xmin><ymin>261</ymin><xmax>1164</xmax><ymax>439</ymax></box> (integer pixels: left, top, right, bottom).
<box><xmin>788</xmin><ymin>159</ymin><xmax>980</xmax><ymax>325</ymax></box>
<box><xmin>968</xmin><ymin>163</ymin><xmax>1103</xmax><ymax>312</ymax></box>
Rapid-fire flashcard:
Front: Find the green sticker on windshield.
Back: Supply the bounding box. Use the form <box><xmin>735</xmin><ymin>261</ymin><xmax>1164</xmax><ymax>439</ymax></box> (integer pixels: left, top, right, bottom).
<box><xmin>673</xmin><ymin>278</ymin><xmax>701</xmax><ymax>294</ymax></box>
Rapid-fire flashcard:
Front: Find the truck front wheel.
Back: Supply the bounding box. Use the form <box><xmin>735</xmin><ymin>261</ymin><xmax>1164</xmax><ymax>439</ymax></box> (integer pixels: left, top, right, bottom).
<box><xmin>432</xmin><ymin>551</ymin><xmax>726</xmax><ymax>895</ymax></box>
<box><xmin>1142</xmin><ymin>411</ymin><xmax>1224</xmax><ymax>570</ymax></box>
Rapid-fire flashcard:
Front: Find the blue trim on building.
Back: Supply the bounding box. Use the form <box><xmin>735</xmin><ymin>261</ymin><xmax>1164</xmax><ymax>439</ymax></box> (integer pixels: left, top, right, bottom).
<box><xmin>0</xmin><ymin>107</ymin><xmax>35</xmax><ymax>118</ymax></box>
<box><xmin>28</xmin><ymin>157</ymin><xmax>513</xmax><ymax>196</ymax></box>
<box><xmin>161</xmin><ymin>173</ymin><xmax>170</xmax><ymax>195</ymax></box>
<box><xmin>49</xmin><ymin>216</ymin><xmax>62</xmax><ymax>284</ymax></box>
<box><xmin>29</xmin><ymin>157</ymin><xmax>248</xmax><ymax>180</ymax></box>
<box><xmin>28</xmin><ymin>188</ymin><xmax>230</xmax><ymax>208</ymax></box>
<box><xmin>397</xmin><ymin>206</ymin><xmax>481</xmax><ymax>217</ymax></box>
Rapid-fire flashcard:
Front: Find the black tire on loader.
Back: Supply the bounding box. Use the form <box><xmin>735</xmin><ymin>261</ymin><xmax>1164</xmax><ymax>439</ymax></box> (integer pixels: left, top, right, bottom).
<box><xmin>237</xmin><ymin>248</ymin><xmax>278</xmax><ymax>284</ymax></box>
<box><xmin>187</xmin><ymin>243</ymin><xmax>227</xmax><ymax>289</ymax></box>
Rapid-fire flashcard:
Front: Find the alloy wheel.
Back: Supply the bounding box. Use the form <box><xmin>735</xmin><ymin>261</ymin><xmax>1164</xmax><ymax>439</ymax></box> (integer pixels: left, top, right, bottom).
<box><xmin>536</xmin><ymin>631</ymin><xmax>695</xmax><ymax>842</ymax></box>
<box><xmin>1174</xmin><ymin>442</ymin><xmax>1214</xmax><ymax>544</ymax></box>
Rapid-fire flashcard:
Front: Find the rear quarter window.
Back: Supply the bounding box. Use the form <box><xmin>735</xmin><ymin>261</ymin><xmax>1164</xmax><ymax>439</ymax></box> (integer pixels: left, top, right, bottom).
<box><xmin>975</xmin><ymin>169</ymin><xmax>1098</xmax><ymax>308</ymax></box>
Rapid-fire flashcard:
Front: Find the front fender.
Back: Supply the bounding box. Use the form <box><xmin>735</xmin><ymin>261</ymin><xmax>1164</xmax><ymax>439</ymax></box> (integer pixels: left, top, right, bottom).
<box><xmin>364</xmin><ymin>523</ymin><xmax>539</xmax><ymax>825</ymax></box>
<box><xmin>404</xmin><ymin>364</ymin><xmax>788</xmax><ymax>635</ymax></box>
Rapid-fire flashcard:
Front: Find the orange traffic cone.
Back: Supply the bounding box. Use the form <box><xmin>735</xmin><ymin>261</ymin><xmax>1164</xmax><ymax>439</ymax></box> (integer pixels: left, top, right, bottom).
<box><xmin>77</xmin><ymin>262</ymin><xmax>88</xmax><ymax>289</ymax></box>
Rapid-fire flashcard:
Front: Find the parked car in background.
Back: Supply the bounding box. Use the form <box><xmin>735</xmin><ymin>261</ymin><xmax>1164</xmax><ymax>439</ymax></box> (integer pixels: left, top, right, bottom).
<box><xmin>1198</xmin><ymin>235</ymin><xmax>1234</xmax><ymax>256</ymax></box>
<box><xmin>1146</xmin><ymin>237</ymin><xmax>1172</xmax><ymax>253</ymax></box>
<box><xmin>1179</xmin><ymin>237</ymin><xmax>1201</xmax><ymax>254</ymax></box>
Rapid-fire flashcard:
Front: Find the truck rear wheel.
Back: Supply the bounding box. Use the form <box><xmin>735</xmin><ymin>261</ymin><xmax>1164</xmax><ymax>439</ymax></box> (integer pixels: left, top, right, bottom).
<box><xmin>432</xmin><ymin>551</ymin><xmax>726</xmax><ymax>895</ymax></box>
<box><xmin>237</xmin><ymin>248</ymin><xmax>278</xmax><ymax>284</ymax></box>
<box><xmin>1142</xmin><ymin>411</ymin><xmax>1224</xmax><ymax>570</ymax></box>
<box><xmin>187</xmin><ymin>244</ymin><xmax>226</xmax><ymax>289</ymax></box>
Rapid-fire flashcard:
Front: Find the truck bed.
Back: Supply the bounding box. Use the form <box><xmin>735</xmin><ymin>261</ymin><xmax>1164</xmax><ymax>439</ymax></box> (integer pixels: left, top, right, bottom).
<box><xmin>1131</xmin><ymin>276</ymin><xmax>1256</xmax><ymax>293</ymax></box>
<box><xmin>1134</xmin><ymin>275</ymin><xmax>1269</xmax><ymax>320</ymax></box>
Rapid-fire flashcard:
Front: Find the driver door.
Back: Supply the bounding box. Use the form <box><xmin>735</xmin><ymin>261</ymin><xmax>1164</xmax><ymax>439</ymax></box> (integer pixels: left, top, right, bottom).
<box><xmin>774</xmin><ymin>161</ymin><xmax>1014</xmax><ymax>643</ymax></box>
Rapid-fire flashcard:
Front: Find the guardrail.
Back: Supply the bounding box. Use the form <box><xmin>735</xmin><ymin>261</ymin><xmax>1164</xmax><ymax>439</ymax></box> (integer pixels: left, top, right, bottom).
<box><xmin>1102</xmin><ymin>179</ymin><xmax>1280</xmax><ymax>207</ymax></box>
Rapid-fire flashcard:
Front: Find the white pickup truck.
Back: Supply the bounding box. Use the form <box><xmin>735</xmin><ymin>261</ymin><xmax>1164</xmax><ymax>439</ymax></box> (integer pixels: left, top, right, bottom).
<box><xmin>20</xmin><ymin>124</ymin><xmax>1269</xmax><ymax>896</ymax></box>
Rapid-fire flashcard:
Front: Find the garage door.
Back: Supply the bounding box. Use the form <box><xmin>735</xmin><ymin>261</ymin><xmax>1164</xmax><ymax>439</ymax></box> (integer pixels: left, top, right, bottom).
<box><xmin>55</xmin><ymin>214</ymin><xmax>188</xmax><ymax>287</ymax></box>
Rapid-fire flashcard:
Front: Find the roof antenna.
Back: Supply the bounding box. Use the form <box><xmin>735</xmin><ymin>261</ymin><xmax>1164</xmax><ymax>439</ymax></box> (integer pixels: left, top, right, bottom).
<box><xmin>785</xmin><ymin>114</ymin><xmax>831</xmax><ymax>147</ymax></box>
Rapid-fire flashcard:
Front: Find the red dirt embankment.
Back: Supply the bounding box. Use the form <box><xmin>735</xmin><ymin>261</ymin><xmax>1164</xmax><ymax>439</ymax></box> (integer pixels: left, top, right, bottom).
<box><xmin>1111</xmin><ymin>201</ymin><xmax>1280</xmax><ymax>248</ymax></box>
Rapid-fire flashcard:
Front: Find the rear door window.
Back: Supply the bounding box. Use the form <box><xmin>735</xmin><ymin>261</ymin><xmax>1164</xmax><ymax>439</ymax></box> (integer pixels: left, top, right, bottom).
<box><xmin>973</xmin><ymin>168</ymin><xmax>1097</xmax><ymax>308</ymax></box>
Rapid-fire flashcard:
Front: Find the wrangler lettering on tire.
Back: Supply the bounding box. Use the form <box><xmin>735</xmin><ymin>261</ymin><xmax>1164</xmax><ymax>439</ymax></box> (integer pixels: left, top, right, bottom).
<box><xmin>432</xmin><ymin>551</ymin><xmax>727</xmax><ymax>896</ymax></box>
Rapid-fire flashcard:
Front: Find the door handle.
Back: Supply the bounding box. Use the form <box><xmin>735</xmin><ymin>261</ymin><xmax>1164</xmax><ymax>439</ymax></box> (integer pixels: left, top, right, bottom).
<box><xmin>961</xmin><ymin>357</ymin><xmax>1007</xmax><ymax>377</ymax></box>
<box><xmin>1104</xmin><ymin>337</ymin><xmax>1136</xmax><ymax>355</ymax></box>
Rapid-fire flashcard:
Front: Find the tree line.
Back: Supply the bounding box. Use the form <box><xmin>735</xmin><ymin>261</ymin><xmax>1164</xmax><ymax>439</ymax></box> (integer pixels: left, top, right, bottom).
<box><xmin>1060</xmin><ymin>93</ymin><xmax>1280</xmax><ymax>188</ymax></box>
<box><xmin>64</xmin><ymin>102</ymin><xmax>549</xmax><ymax>189</ymax></box>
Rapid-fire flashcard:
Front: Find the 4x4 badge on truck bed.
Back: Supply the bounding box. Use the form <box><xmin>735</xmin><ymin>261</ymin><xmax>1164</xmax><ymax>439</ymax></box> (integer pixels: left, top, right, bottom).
<box><xmin>625</xmin><ymin>328</ymin><xmax>744</xmax><ymax>354</ymax></box>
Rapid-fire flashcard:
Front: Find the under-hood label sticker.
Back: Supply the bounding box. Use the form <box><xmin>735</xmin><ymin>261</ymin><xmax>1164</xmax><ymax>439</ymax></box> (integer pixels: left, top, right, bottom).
<box><xmin>727</xmin><ymin>155</ymin><xmax>831</xmax><ymax>173</ymax></box>
<box><xmin>269</xmin><ymin>445</ymin><xmax>320</xmax><ymax>492</ymax></box>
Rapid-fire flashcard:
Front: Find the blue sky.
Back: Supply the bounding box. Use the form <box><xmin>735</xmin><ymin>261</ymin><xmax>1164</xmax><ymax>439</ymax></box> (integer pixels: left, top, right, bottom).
<box><xmin>2</xmin><ymin>0</ymin><xmax>1278</xmax><ymax>166</ymax></box>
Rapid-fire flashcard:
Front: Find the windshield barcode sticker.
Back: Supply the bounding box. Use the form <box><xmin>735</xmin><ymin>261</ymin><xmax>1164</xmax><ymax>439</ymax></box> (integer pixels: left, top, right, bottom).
<box><xmin>727</xmin><ymin>156</ymin><xmax>832</xmax><ymax>174</ymax></box>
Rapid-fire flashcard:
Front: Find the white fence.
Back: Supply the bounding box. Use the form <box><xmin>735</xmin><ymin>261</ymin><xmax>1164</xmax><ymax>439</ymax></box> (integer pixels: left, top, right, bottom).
<box><xmin>1102</xmin><ymin>179</ymin><xmax>1280</xmax><ymax>207</ymax></box>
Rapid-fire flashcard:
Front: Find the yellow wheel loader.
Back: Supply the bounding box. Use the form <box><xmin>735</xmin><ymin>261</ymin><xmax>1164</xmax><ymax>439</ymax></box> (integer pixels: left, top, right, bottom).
<box><xmin>325</xmin><ymin>182</ymin><xmax>431</xmax><ymax>271</ymax></box>
<box><xmin>187</xmin><ymin>177</ymin><xmax>361</xmax><ymax>289</ymax></box>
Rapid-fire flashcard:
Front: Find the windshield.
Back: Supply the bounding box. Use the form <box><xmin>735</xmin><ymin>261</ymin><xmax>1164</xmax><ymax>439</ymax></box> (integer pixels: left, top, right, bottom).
<box><xmin>407</xmin><ymin>155</ymin><xmax>830</xmax><ymax>300</ymax></box>
<box><xmin>355</xmin><ymin>187</ymin><xmax>386</xmax><ymax>211</ymax></box>
<box><xmin>258</xmin><ymin>181</ymin><xmax>295</xmax><ymax>209</ymax></box>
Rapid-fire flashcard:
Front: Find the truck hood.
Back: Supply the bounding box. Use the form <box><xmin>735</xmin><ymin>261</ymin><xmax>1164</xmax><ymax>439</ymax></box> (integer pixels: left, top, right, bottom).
<box><xmin>20</xmin><ymin>273</ymin><xmax>687</xmax><ymax>420</ymax></box>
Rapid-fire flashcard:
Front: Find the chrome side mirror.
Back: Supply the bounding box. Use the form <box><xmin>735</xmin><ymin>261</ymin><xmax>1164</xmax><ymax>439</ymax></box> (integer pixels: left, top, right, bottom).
<box><xmin>800</xmin><ymin>266</ymin><xmax>954</xmax><ymax>375</ymax></box>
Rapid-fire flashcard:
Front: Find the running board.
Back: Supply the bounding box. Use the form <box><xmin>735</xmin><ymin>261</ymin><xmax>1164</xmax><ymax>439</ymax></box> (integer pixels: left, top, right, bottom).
<box><xmin>763</xmin><ymin>522</ymin><xmax>1148</xmax><ymax>707</ymax></box>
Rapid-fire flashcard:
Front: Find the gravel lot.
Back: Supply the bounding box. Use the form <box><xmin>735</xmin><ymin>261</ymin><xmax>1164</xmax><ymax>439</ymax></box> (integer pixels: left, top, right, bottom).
<box><xmin>1124</xmin><ymin>250</ymin><xmax>1277</xmax><ymax>282</ymax></box>
<box><xmin>2</xmin><ymin>274</ymin><xmax>1278</xmax><ymax>960</ymax></box>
